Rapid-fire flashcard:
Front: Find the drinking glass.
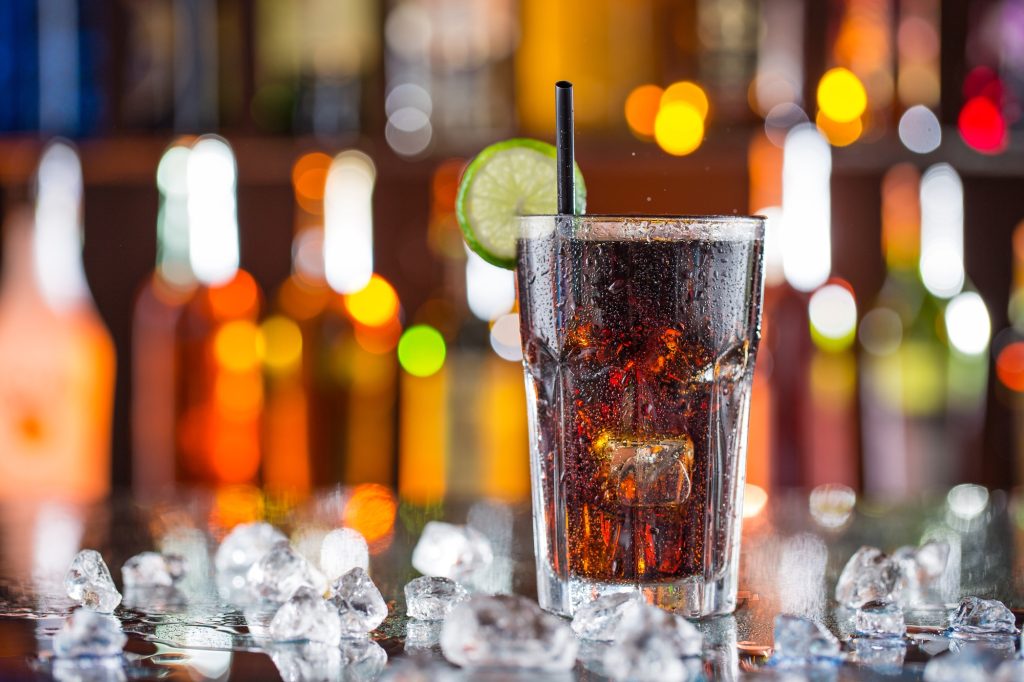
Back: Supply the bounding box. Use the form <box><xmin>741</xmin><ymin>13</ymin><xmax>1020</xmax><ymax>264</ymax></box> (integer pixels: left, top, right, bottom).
<box><xmin>516</xmin><ymin>214</ymin><xmax>765</xmax><ymax>617</ymax></box>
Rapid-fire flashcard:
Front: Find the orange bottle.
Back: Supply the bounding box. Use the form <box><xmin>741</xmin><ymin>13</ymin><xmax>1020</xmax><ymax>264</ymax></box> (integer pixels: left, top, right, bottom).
<box><xmin>0</xmin><ymin>142</ymin><xmax>116</xmax><ymax>502</ymax></box>
<box><xmin>174</xmin><ymin>136</ymin><xmax>264</xmax><ymax>487</ymax></box>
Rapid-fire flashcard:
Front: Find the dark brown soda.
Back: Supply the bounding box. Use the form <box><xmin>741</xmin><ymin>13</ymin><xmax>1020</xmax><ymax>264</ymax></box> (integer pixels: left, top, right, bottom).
<box><xmin>518</xmin><ymin>224</ymin><xmax>763</xmax><ymax>584</ymax></box>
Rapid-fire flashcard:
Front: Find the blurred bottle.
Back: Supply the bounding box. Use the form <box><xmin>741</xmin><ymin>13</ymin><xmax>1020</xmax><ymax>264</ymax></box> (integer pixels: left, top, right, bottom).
<box><xmin>517</xmin><ymin>0</ymin><xmax>656</xmax><ymax>134</ymax></box>
<box><xmin>175</xmin><ymin>136</ymin><xmax>264</xmax><ymax>487</ymax></box>
<box><xmin>263</xmin><ymin>151</ymin><xmax>398</xmax><ymax>494</ymax></box>
<box><xmin>253</xmin><ymin>0</ymin><xmax>379</xmax><ymax>136</ymax></box>
<box><xmin>992</xmin><ymin>221</ymin><xmax>1024</xmax><ymax>486</ymax></box>
<box><xmin>132</xmin><ymin>139</ymin><xmax>197</xmax><ymax>498</ymax></box>
<box><xmin>0</xmin><ymin>142</ymin><xmax>115</xmax><ymax>502</ymax></box>
<box><xmin>859</xmin><ymin>164</ymin><xmax>989</xmax><ymax>497</ymax></box>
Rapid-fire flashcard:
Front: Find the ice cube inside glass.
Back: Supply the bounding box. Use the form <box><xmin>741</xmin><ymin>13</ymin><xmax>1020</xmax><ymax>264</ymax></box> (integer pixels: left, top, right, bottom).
<box><xmin>516</xmin><ymin>214</ymin><xmax>765</xmax><ymax>617</ymax></box>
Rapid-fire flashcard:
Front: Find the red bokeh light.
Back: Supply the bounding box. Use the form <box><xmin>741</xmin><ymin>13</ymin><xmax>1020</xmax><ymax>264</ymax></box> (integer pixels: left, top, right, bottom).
<box><xmin>958</xmin><ymin>96</ymin><xmax>1008</xmax><ymax>154</ymax></box>
<box><xmin>997</xmin><ymin>342</ymin><xmax>1024</xmax><ymax>393</ymax></box>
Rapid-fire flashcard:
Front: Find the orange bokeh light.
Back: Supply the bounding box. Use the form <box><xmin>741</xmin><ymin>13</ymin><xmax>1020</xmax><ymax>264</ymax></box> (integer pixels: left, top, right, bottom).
<box><xmin>661</xmin><ymin>81</ymin><xmax>709</xmax><ymax>120</ymax></box>
<box><xmin>432</xmin><ymin>159</ymin><xmax>465</xmax><ymax>215</ymax></box>
<box><xmin>343</xmin><ymin>483</ymin><xmax>397</xmax><ymax>550</ymax></box>
<box><xmin>208</xmin><ymin>270</ymin><xmax>260</xmax><ymax>320</ymax></box>
<box><xmin>208</xmin><ymin>485</ymin><xmax>265</xmax><ymax>538</ymax></box>
<box><xmin>292</xmin><ymin>152</ymin><xmax>333</xmax><ymax>214</ymax></box>
<box><xmin>354</xmin><ymin>316</ymin><xmax>403</xmax><ymax>354</ymax></box>
<box><xmin>816</xmin><ymin>110</ymin><xmax>863</xmax><ymax>147</ymax></box>
<box><xmin>997</xmin><ymin>342</ymin><xmax>1024</xmax><ymax>393</ymax></box>
<box><xmin>624</xmin><ymin>84</ymin><xmax>664</xmax><ymax>138</ymax></box>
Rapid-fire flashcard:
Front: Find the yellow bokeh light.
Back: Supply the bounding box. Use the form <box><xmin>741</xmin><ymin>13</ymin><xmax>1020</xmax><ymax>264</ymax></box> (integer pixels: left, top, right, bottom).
<box><xmin>343</xmin><ymin>274</ymin><xmax>400</xmax><ymax>328</ymax></box>
<box><xmin>654</xmin><ymin>102</ymin><xmax>704</xmax><ymax>156</ymax></box>
<box><xmin>258</xmin><ymin>315</ymin><xmax>303</xmax><ymax>374</ymax></box>
<box><xmin>624</xmin><ymin>84</ymin><xmax>663</xmax><ymax>138</ymax></box>
<box><xmin>817</xmin><ymin>68</ymin><xmax>867</xmax><ymax>123</ymax></box>
<box><xmin>661</xmin><ymin>81</ymin><xmax>709</xmax><ymax>120</ymax></box>
<box><xmin>816</xmin><ymin>110</ymin><xmax>863</xmax><ymax>147</ymax></box>
<box><xmin>214</xmin><ymin>320</ymin><xmax>261</xmax><ymax>372</ymax></box>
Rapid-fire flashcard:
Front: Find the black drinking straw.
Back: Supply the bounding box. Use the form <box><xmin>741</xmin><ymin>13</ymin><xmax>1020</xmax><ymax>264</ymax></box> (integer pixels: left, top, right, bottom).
<box><xmin>555</xmin><ymin>81</ymin><xmax>575</xmax><ymax>215</ymax></box>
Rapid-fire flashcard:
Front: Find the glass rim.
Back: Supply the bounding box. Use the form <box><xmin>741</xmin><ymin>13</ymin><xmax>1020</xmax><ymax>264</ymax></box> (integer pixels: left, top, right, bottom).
<box><xmin>517</xmin><ymin>213</ymin><xmax>765</xmax><ymax>241</ymax></box>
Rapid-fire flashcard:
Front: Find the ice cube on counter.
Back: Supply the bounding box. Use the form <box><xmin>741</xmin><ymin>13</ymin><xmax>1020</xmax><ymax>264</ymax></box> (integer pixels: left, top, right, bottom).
<box><xmin>121</xmin><ymin>552</ymin><xmax>185</xmax><ymax>588</ymax></box>
<box><xmin>320</xmin><ymin>528</ymin><xmax>370</xmax><ymax>582</ymax></box>
<box><xmin>949</xmin><ymin>596</ymin><xmax>1018</xmax><ymax>637</ymax></box>
<box><xmin>247</xmin><ymin>542</ymin><xmax>327</xmax><ymax>604</ymax></box>
<box><xmin>327</xmin><ymin>567</ymin><xmax>388</xmax><ymax>636</ymax></box>
<box><xmin>571</xmin><ymin>592</ymin><xmax>642</xmax><ymax>642</ymax></box>
<box><xmin>214</xmin><ymin>522</ymin><xmax>287</xmax><ymax>575</ymax></box>
<box><xmin>771</xmin><ymin>614</ymin><xmax>841</xmax><ymax>664</ymax></box>
<box><xmin>835</xmin><ymin>546</ymin><xmax>902</xmax><ymax>608</ymax></box>
<box><xmin>411</xmin><ymin>522</ymin><xmax>493</xmax><ymax>580</ymax></box>
<box><xmin>854</xmin><ymin>600</ymin><xmax>906</xmax><ymax>638</ymax></box>
<box><xmin>269</xmin><ymin>586</ymin><xmax>342</xmax><ymax>645</ymax></box>
<box><xmin>64</xmin><ymin>550</ymin><xmax>122</xmax><ymax>613</ymax></box>
<box><xmin>404</xmin><ymin>576</ymin><xmax>469</xmax><ymax>621</ymax></box>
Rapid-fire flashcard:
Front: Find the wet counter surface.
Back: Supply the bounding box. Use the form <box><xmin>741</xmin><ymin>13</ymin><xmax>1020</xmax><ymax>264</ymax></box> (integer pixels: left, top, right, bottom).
<box><xmin>0</xmin><ymin>486</ymin><xmax>1020</xmax><ymax>680</ymax></box>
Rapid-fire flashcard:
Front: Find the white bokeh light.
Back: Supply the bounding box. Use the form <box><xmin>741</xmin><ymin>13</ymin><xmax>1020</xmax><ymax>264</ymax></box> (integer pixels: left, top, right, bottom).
<box><xmin>324</xmin><ymin>150</ymin><xmax>376</xmax><ymax>294</ymax></box>
<box><xmin>944</xmin><ymin>291</ymin><xmax>990</xmax><ymax>356</ymax></box>
<box><xmin>489</xmin><ymin>313</ymin><xmax>523</xmax><ymax>362</ymax></box>
<box><xmin>898</xmin><ymin>105</ymin><xmax>942</xmax><ymax>154</ymax></box>
<box><xmin>466</xmin><ymin>246</ymin><xmax>515</xmax><ymax>321</ymax></box>
<box><xmin>919</xmin><ymin>163</ymin><xmax>964</xmax><ymax>299</ymax></box>
<box><xmin>809</xmin><ymin>284</ymin><xmax>857</xmax><ymax>341</ymax></box>
<box><xmin>782</xmin><ymin>124</ymin><xmax>832</xmax><ymax>292</ymax></box>
<box><xmin>34</xmin><ymin>141</ymin><xmax>90</xmax><ymax>309</ymax></box>
<box><xmin>187</xmin><ymin>136</ymin><xmax>239</xmax><ymax>286</ymax></box>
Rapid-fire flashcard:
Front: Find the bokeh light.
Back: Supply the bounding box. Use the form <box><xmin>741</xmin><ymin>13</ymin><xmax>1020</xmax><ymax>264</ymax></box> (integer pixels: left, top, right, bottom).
<box><xmin>653</xmin><ymin>102</ymin><xmax>704</xmax><ymax>156</ymax></box>
<box><xmin>816</xmin><ymin>68</ymin><xmax>868</xmax><ymax>123</ymax></box>
<box><xmin>214</xmin><ymin>320</ymin><xmax>261</xmax><ymax>372</ymax></box>
<box><xmin>764</xmin><ymin>103</ymin><xmax>809</xmax><ymax>147</ymax></box>
<box><xmin>343</xmin><ymin>483</ymin><xmax>397</xmax><ymax>550</ymax></box>
<box><xmin>898</xmin><ymin>105</ymin><xmax>941</xmax><ymax>154</ymax></box>
<box><xmin>624</xmin><ymin>84</ymin><xmax>663</xmax><ymax>138</ymax></box>
<box><xmin>946</xmin><ymin>483</ymin><xmax>989</xmax><ymax>520</ymax></box>
<box><xmin>742</xmin><ymin>483</ymin><xmax>768</xmax><ymax>518</ymax></box>
<box><xmin>958</xmin><ymin>96</ymin><xmax>1008</xmax><ymax>154</ymax></box>
<box><xmin>815</xmin><ymin>110</ymin><xmax>862</xmax><ymax>147</ymax></box>
<box><xmin>661</xmin><ymin>81</ymin><xmax>709</xmax><ymax>120</ymax></box>
<box><xmin>291</xmin><ymin>152</ymin><xmax>332</xmax><ymax>214</ymax></box>
<box><xmin>809</xmin><ymin>282</ymin><xmax>857</xmax><ymax>351</ymax></box>
<box><xmin>808</xmin><ymin>483</ymin><xmax>857</xmax><ymax>529</ymax></box>
<box><xmin>944</xmin><ymin>291</ymin><xmax>990</xmax><ymax>356</ymax></box>
<box><xmin>859</xmin><ymin>307</ymin><xmax>903</xmax><ymax>356</ymax></box>
<box><xmin>344</xmin><ymin>274</ymin><xmax>400</xmax><ymax>328</ymax></box>
<box><xmin>489</xmin><ymin>313</ymin><xmax>522</xmax><ymax>362</ymax></box>
<box><xmin>257</xmin><ymin>316</ymin><xmax>303</xmax><ymax>375</ymax></box>
<box><xmin>208</xmin><ymin>270</ymin><xmax>260</xmax><ymax>320</ymax></box>
<box><xmin>997</xmin><ymin>342</ymin><xmax>1024</xmax><ymax>392</ymax></box>
<box><xmin>398</xmin><ymin>325</ymin><xmax>446</xmax><ymax>377</ymax></box>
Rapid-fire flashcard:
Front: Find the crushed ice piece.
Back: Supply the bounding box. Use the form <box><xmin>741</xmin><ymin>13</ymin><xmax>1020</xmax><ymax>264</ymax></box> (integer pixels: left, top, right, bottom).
<box><xmin>949</xmin><ymin>596</ymin><xmax>1018</xmax><ymax>637</ymax></box>
<box><xmin>404</xmin><ymin>576</ymin><xmax>469</xmax><ymax>621</ymax></box>
<box><xmin>247</xmin><ymin>542</ymin><xmax>328</xmax><ymax>604</ymax></box>
<box><xmin>924</xmin><ymin>648</ymin><xmax>1007</xmax><ymax>682</ymax></box>
<box><xmin>405</xmin><ymin>619</ymin><xmax>443</xmax><ymax>650</ymax></box>
<box><xmin>571</xmin><ymin>592</ymin><xmax>642</xmax><ymax>641</ymax></box>
<box><xmin>440</xmin><ymin>594</ymin><xmax>577</xmax><ymax>671</ymax></box>
<box><xmin>614</xmin><ymin>602</ymin><xmax>703</xmax><ymax>657</ymax></box>
<box><xmin>327</xmin><ymin>567</ymin><xmax>388</xmax><ymax>636</ymax></box>
<box><xmin>64</xmin><ymin>550</ymin><xmax>122</xmax><ymax>613</ymax></box>
<box><xmin>602</xmin><ymin>603</ymin><xmax>703</xmax><ymax>681</ymax></box>
<box><xmin>270</xmin><ymin>642</ymin><xmax>341</xmax><ymax>682</ymax></box>
<box><xmin>854</xmin><ymin>600</ymin><xmax>906</xmax><ymax>638</ymax></box>
<box><xmin>121</xmin><ymin>552</ymin><xmax>184</xmax><ymax>588</ymax></box>
<box><xmin>894</xmin><ymin>540</ymin><xmax>951</xmax><ymax>606</ymax></box>
<box><xmin>835</xmin><ymin>546</ymin><xmax>901</xmax><ymax>608</ymax></box>
<box><xmin>852</xmin><ymin>639</ymin><xmax>906</xmax><ymax>674</ymax></box>
<box><xmin>339</xmin><ymin>637</ymin><xmax>388</xmax><ymax>680</ymax></box>
<box><xmin>995</xmin><ymin>658</ymin><xmax>1024</xmax><ymax>682</ymax></box>
<box><xmin>771</xmin><ymin>614</ymin><xmax>841</xmax><ymax>664</ymax></box>
<box><xmin>269</xmin><ymin>586</ymin><xmax>342</xmax><ymax>645</ymax></box>
<box><xmin>214</xmin><ymin>522</ymin><xmax>287</xmax><ymax>575</ymax></box>
<box><xmin>411</xmin><ymin>522</ymin><xmax>493</xmax><ymax>580</ymax></box>
<box><xmin>320</xmin><ymin>528</ymin><xmax>369</xmax><ymax>582</ymax></box>
<box><xmin>53</xmin><ymin>609</ymin><xmax>126</xmax><ymax>658</ymax></box>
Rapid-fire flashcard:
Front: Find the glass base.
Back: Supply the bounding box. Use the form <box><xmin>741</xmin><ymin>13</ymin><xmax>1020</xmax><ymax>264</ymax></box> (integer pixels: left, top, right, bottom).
<box><xmin>536</xmin><ymin>565</ymin><xmax>738</xmax><ymax>619</ymax></box>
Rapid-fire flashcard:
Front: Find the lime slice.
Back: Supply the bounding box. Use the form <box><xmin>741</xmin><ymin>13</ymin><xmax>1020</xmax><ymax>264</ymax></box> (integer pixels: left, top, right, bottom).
<box><xmin>456</xmin><ymin>138</ymin><xmax>586</xmax><ymax>269</ymax></box>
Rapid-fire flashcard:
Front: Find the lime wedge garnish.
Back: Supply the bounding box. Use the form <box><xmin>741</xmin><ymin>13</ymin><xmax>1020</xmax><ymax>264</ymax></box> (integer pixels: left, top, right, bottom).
<box><xmin>456</xmin><ymin>138</ymin><xmax>586</xmax><ymax>269</ymax></box>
